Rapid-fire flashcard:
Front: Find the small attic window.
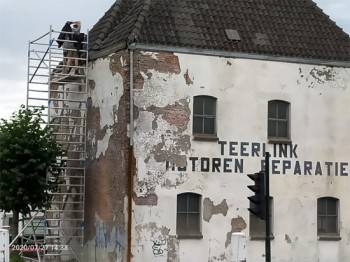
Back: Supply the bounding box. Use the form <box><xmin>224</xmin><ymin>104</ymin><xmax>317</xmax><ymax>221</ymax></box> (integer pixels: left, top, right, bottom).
<box><xmin>225</xmin><ymin>29</ymin><xmax>241</xmax><ymax>41</ymax></box>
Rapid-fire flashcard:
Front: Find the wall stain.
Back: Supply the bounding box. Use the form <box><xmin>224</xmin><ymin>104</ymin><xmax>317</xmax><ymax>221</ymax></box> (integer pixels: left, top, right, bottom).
<box><xmin>310</xmin><ymin>68</ymin><xmax>335</xmax><ymax>84</ymax></box>
<box><xmin>184</xmin><ymin>69</ymin><xmax>194</xmax><ymax>85</ymax></box>
<box><xmin>167</xmin><ymin>235</ymin><xmax>179</xmax><ymax>262</ymax></box>
<box><xmin>208</xmin><ymin>253</ymin><xmax>227</xmax><ymax>262</ymax></box>
<box><xmin>285</xmin><ymin>234</ymin><xmax>292</xmax><ymax>244</ymax></box>
<box><xmin>203</xmin><ymin>198</ymin><xmax>229</xmax><ymax>222</ymax></box>
<box><xmin>134</xmin><ymin>222</ymin><xmax>170</xmax><ymax>244</ymax></box>
<box><xmin>109</xmin><ymin>51</ymin><xmax>128</xmax><ymax>76</ymax></box>
<box><xmin>134</xmin><ymin>193</ymin><xmax>158</xmax><ymax>206</ymax></box>
<box><xmin>89</xmin><ymin>79</ymin><xmax>96</xmax><ymax>90</ymax></box>
<box><xmin>85</xmin><ymin>57</ymin><xmax>131</xmax><ymax>259</ymax></box>
<box><xmin>147</xmin><ymin>99</ymin><xmax>190</xmax><ymax>132</ymax></box>
<box><xmin>225</xmin><ymin>216</ymin><xmax>247</xmax><ymax>248</ymax></box>
<box><xmin>136</xmin><ymin>169</ymin><xmax>189</xmax><ymax>194</ymax></box>
<box><xmin>134</xmin><ymin>51</ymin><xmax>181</xmax><ymax>89</ymax></box>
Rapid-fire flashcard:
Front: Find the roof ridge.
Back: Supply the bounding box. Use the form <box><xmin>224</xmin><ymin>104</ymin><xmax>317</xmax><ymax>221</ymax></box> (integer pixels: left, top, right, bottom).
<box><xmin>91</xmin><ymin>0</ymin><xmax>124</xmax><ymax>50</ymax></box>
<box><xmin>126</xmin><ymin>0</ymin><xmax>151</xmax><ymax>45</ymax></box>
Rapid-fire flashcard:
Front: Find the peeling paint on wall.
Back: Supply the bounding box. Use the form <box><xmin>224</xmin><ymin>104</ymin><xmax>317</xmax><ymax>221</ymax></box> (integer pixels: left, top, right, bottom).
<box><xmin>225</xmin><ymin>216</ymin><xmax>247</xmax><ymax>248</ymax></box>
<box><xmin>96</xmin><ymin>127</ymin><xmax>113</xmax><ymax>158</ymax></box>
<box><xmin>85</xmin><ymin>50</ymin><xmax>350</xmax><ymax>261</ymax></box>
<box><xmin>134</xmin><ymin>51</ymin><xmax>181</xmax><ymax>89</ymax></box>
<box><xmin>88</xmin><ymin>58</ymin><xmax>124</xmax><ymax>128</ymax></box>
<box><xmin>167</xmin><ymin>235</ymin><xmax>179</xmax><ymax>262</ymax></box>
<box><xmin>183</xmin><ymin>69</ymin><xmax>194</xmax><ymax>85</ymax></box>
<box><xmin>93</xmin><ymin>214</ymin><xmax>126</xmax><ymax>260</ymax></box>
<box><xmin>134</xmin><ymin>222</ymin><xmax>170</xmax><ymax>245</ymax></box>
<box><xmin>134</xmin><ymin>193</ymin><xmax>158</xmax><ymax>206</ymax></box>
<box><xmin>85</xmin><ymin>54</ymin><xmax>131</xmax><ymax>262</ymax></box>
<box><xmin>285</xmin><ymin>234</ymin><xmax>292</xmax><ymax>244</ymax></box>
<box><xmin>310</xmin><ymin>68</ymin><xmax>335</xmax><ymax>84</ymax></box>
<box><xmin>203</xmin><ymin>198</ymin><xmax>229</xmax><ymax>222</ymax></box>
<box><xmin>151</xmin><ymin>134</ymin><xmax>189</xmax><ymax>166</ymax></box>
<box><xmin>298</xmin><ymin>66</ymin><xmax>348</xmax><ymax>90</ymax></box>
<box><xmin>147</xmin><ymin>99</ymin><xmax>191</xmax><ymax>132</ymax></box>
<box><xmin>208</xmin><ymin>253</ymin><xmax>227</xmax><ymax>262</ymax></box>
<box><xmin>109</xmin><ymin>52</ymin><xmax>128</xmax><ymax>76</ymax></box>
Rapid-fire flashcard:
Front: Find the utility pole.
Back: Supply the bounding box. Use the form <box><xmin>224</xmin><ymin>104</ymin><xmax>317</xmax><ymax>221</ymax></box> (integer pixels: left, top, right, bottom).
<box><xmin>265</xmin><ymin>152</ymin><xmax>271</xmax><ymax>262</ymax></box>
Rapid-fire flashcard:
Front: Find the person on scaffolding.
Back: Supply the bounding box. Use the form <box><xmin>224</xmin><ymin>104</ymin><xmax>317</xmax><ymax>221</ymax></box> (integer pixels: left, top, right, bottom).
<box><xmin>57</xmin><ymin>21</ymin><xmax>84</xmax><ymax>74</ymax></box>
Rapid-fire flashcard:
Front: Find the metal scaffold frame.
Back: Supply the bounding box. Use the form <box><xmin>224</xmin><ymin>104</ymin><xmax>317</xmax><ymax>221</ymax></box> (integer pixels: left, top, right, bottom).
<box><xmin>23</xmin><ymin>25</ymin><xmax>88</xmax><ymax>262</ymax></box>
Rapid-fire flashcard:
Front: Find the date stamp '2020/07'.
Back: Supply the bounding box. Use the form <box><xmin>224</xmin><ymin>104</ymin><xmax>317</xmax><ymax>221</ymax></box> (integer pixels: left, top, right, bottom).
<box><xmin>11</xmin><ymin>244</ymin><xmax>69</xmax><ymax>252</ymax></box>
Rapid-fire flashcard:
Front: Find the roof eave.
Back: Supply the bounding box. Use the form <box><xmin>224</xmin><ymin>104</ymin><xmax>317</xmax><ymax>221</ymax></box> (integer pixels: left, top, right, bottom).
<box><xmin>89</xmin><ymin>42</ymin><xmax>127</xmax><ymax>61</ymax></box>
<box><xmin>129</xmin><ymin>43</ymin><xmax>350</xmax><ymax>68</ymax></box>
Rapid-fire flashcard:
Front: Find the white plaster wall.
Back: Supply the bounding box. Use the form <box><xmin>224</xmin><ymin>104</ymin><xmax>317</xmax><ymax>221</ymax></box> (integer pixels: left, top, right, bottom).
<box><xmin>131</xmin><ymin>52</ymin><xmax>350</xmax><ymax>262</ymax></box>
<box><xmin>87</xmin><ymin>56</ymin><xmax>124</xmax><ymax>159</ymax></box>
<box><xmin>84</xmin><ymin>56</ymin><xmax>128</xmax><ymax>262</ymax></box>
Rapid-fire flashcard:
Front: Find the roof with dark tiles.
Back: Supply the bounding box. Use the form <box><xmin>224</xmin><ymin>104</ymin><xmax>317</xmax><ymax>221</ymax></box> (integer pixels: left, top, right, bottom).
<box><xmin>89</xmin><ymin>0</ymin><xmax>350</xmax><ymax>63</ymax></box>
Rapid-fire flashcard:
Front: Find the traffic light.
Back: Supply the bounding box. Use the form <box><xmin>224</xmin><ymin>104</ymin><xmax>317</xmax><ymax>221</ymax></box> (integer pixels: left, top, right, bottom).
<box><xmin>247</xmin><ymin>171</ymin><xmax>266</xmax><ymax>220</ymax></box>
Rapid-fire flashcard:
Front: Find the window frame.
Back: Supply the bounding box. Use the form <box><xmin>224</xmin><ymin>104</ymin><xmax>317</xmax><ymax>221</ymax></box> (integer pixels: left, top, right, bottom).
<box><xmin>176</xmin><ymin>192</ymin><xmax>203</xmax><ymax>239</ymax></box>
<box><xmin>317</xmin><ymin>197</ymin><xmax>341</xmax><ymax>240</ymax></box>
<box><xmin>193</xmin><ymin>95</ymin><xmax>218</xmax><ymax>141</ymax></box>
<box><xmin>249</xmin><ymin>197</ymin><xmax>274</xmax><ymax>240</ymax></box>
<box><xmin>267</xmin><ymin>100</ymin><xmax>291</xmax><ymax>143</ymax></box>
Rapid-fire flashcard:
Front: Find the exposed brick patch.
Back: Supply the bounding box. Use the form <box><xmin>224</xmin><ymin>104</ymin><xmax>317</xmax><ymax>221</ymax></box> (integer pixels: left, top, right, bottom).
<box><xmin>134</xmin><ymin>193</ymin><xmax>158</xmax><ymax>206</ymax></box>
<box><xmin>109</xmin><ymin>51</ymin><xmax>129</xmax><ymax>76</ymax></box>
<box><xmin>85</xmin><ymin>52</ymin><xmax>132</xmax><ymax>249</ymax></box>
<box><xmin>151</xmin><ymin>134</ymin><xmax>189</xmax><ymax>166</ymax></box>
<box><xmin>146</xmin><ymin>99</ymin><xmax>190</xmax><ymax>132</ymax></box>
<box><xmin>134</xmin><ymin>51</ymin><xmax>181</xmax><ymax>89</ymax></box>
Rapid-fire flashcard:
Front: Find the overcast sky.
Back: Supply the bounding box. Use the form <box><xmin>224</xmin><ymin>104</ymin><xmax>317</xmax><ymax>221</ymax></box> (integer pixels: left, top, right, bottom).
<box><xmin>0</xmin><ymin>0</ymin><xmax>349</xmax><ymax>120</ymax></box>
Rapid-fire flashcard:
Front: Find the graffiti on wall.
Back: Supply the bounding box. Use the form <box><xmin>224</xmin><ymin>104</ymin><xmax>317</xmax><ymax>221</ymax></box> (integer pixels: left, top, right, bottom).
<box><xmin>151</xmin><ymin>238</ymin><xmax>166</xmax><ymax>256</ymax></box>
<box><xmin>95</xmin><ymin>219</ymin><xmax>125</xmax><ymax>252</ymax></box>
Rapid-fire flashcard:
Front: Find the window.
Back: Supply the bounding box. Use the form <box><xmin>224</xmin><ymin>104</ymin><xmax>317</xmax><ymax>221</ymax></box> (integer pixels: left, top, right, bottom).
<box><xmin>193</xmin><ymin>96</ymin><xmax>217</xmax><ymax>139</ymax></box>
<box><xmin>317</xmin><ymin>197</ymin><xmax>340</xmax><ymax>240</ymax></box>
<box><xmin>177</xmin><ymin>193</ymin><xmax>202</xmax><ymax>238</ymax></box>
<box><xmin>268</xmin><ymin>100</ymin><xmax>290</xmax><ymax>141</ymax></box>
<box><xmin>249</xmin><ymin>197</ymin><xmax>273</xmax><ymax>239</ymax></box>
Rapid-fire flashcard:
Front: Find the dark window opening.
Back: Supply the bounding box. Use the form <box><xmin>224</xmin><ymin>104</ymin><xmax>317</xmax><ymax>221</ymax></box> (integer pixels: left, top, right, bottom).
<box><xmin>317</xmin><ymin>197</ymin><xmax>339</xmax><ymax>237</ymax></box>
<box><xmin>193</xmin><ymin>96</ymin><xmax>217</xmax><ymax>136</ymax></box>
<box><xmin>268</xmin><ymin>100</ymin><xmax>290</xmax><ymax>140</ymax></box>
<box><xmin>177</xmin><ymin>193</ymin><xmax>202</xmax><ymax>238</ymax></box>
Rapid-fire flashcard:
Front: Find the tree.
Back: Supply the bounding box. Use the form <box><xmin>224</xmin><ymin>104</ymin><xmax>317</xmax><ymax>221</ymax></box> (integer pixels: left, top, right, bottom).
<box><xmin>0</xmin><ymin>105</ymin><xmax>63</xmax><ymax>244</ymax></box>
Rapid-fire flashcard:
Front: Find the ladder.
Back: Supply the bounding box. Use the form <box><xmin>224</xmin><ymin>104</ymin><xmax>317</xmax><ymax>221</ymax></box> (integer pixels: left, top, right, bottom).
<box><xmin>26</xmin><ymin>26</ymin><xmax>88</xmax><ymax>261</ymax></box>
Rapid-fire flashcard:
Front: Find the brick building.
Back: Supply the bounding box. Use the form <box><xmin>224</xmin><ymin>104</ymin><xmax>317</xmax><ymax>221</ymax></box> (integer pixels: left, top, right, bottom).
<box><xmin>84</xmin><ymin>0</ymin><xmax>350</xmax><ymax>261</ymax></box>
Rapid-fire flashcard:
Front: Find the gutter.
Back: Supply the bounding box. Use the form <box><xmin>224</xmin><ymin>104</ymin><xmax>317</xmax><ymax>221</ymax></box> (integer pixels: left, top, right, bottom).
<box><xmin>128</xmin><ymin>43</ymin><xmax>350</xmax><ymax>68</ymax></box>
<box><xmin>88</xmin><ymin>42</ymin><xmax>127</xmax><ymax>61</ymax></box>
<box><xmin>127</xmin><ymin>49</ymin><xmax>134</xmax><ymax>262</ymax></box>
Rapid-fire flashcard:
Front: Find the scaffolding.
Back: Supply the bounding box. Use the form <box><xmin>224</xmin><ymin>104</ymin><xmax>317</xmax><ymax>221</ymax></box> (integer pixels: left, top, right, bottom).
<box><xmin>24</xmin><ymin>25</ymin><xmax>88</xmax><ymax>261</ymax></box>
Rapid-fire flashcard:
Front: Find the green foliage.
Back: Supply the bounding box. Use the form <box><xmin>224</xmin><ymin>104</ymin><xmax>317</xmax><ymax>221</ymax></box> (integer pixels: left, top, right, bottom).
<box><xmin>10</xmin><ymin>250</ymin><xmax>25</xmax><ymax>262</ymax></box>
<box><xmin>0</xmin><ymin>105</ymin><xmax>63</xmax><ymax>215</ymax></box>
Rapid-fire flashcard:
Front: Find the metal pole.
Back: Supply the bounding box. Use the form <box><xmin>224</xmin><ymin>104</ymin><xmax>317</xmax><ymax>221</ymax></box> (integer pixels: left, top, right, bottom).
<box><xmin>265</xmin><ymin>152</ymin><xmax>271</xmax><ymax>262</ymax></box>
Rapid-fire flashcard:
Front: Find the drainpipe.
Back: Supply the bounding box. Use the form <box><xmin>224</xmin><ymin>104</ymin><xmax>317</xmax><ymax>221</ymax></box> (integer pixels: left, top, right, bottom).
<box><xmin>127</xmin><ymin>49</ymin><xmax>134</xmax><ymax>262</ymax></box>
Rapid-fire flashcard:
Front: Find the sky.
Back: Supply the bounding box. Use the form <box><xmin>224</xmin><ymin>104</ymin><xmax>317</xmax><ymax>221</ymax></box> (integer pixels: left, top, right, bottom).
<box><xmin>0</xmin><ymin>0</ymin><xmax>349</xmax><ymax>120</ymax></box>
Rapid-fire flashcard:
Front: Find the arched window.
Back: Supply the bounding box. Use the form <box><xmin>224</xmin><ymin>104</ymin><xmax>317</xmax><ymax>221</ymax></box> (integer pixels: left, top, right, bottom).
<box><xmin>193</xmin><ymin>96</ymin><xmax>217</xmax><ymax>136</ymax></box>
<box><xmin>268</xmin><ymin>100</ymin><xmax>290</xmax><ymax>140</ymax></box>
<box><xmin>317</xmin><ymin>197</ymin><xmax>340</xmax><ymax>238</ymax></box>
<box><xmin>177</xmin><ymin>193</ymin><xmax>202</xmax><ymax>238</ymax></box>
